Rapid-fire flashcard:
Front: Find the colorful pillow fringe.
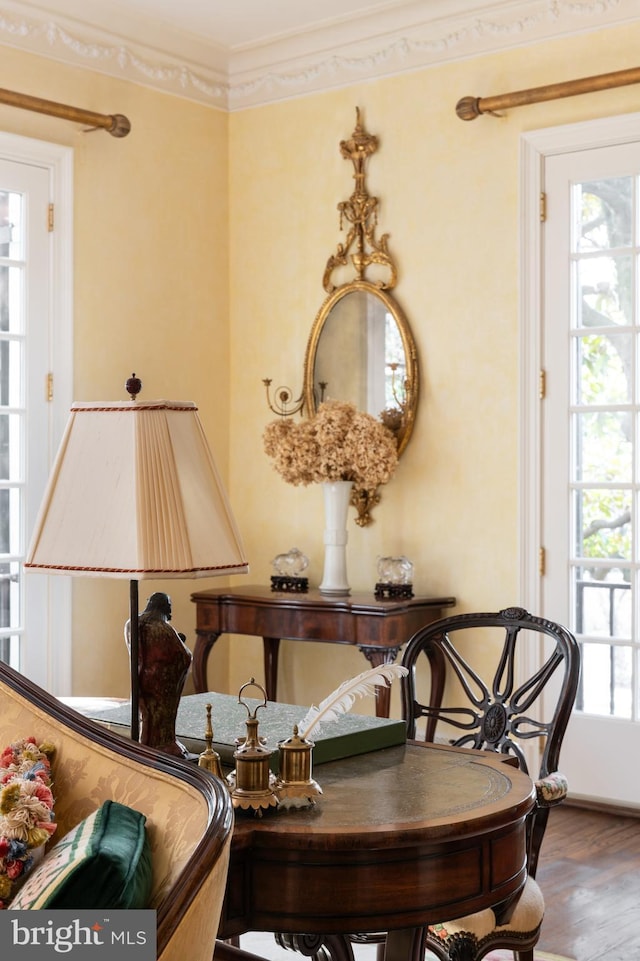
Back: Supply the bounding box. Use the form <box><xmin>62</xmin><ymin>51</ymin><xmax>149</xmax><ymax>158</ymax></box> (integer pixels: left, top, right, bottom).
<box><xmin>0</xmin><ymin>737</ymin><xmax>57</xmax><ymax>907</ymax></box>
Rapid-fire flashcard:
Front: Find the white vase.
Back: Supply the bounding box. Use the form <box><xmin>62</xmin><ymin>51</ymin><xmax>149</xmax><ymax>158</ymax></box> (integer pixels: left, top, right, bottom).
<box><xmin>319</xmin><ymin>480</ymin><xmax>352</xmax><ymax>596</ymax></box>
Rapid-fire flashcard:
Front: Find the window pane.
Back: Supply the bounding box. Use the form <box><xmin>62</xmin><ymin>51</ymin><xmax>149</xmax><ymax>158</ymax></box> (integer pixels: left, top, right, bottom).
<box><xmin>575</xmin><ymin>255</ymin><xmax>632</xmax><ymax>327</ymax></box>
<box><xmin>574</xmin><ymin>411</ymin><xmax>631</xmax><ymax>482</ymax></box>
<box><xmin>0</xmin><ymin>340</ymin><xmax>23</xmax><ymax>407</ymax></box>
<box><xmin>575</xmin><ymin>488</ymin><xmax>631</xmax><ymax>559</ymax></box>
<box><xmin>0</xmin><ymin>487</ymin><xmax>21</xmax><ymax>554</ymax></box>
<box><xmin>0</xmin><ymin>265</ymin><xmax>24</xmax><ymax>334</ymax></box>
<box><xmin>0</xmin><ymin>633</ymin><xmax>20</xmax><ymax>670</ymax></box>
<box><xmin>574</xmin><ymin>565</ymin><xmax>631</xmax><ymax>637</ymax></box>
<box><xmin>0</xmin><ymin>190</ymin><xmax>23</xmax><ymax>260</ymax></box>
<box><xmin>575</xmin><ymin>177</ymin><xmax>633</xmax><ymax>252</ymax></box>
<box><xmin>0</xmin><ymin>561</ymin><xmax>20</xmax><ymax>629</ymax></box>
<box><xmin>0</xmin><ymin>414</ymin><xmax>22</xmax><ymax>482</ymax></box>
<box><xmin>579</xmin><ymin>642</ymin><xmax>632</xmax><ymax>718</ymax></box>
<box><xmin>575</xmin><ymin>332</ymin><xmax>631</xmax><ymax>404</ymax></box>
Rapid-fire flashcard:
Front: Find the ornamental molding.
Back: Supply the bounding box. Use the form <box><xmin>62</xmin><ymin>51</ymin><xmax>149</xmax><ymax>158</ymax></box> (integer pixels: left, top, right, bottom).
<box><xmin>0</xmin><ymin>0</ymin><xmax>635</xmax><ymax>112</ymax></box>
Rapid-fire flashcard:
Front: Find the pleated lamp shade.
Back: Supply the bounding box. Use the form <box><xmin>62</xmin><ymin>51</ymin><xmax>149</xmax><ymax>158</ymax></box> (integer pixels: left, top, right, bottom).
<box><xmin>26</xmin><ymin>400</ymin><xmax>248</xmax><ymax>578</ymax></box>
<box><xmin>25</xmin><ymin>396</ymin><xmax>248</xmax><ymax>745</ymax></box>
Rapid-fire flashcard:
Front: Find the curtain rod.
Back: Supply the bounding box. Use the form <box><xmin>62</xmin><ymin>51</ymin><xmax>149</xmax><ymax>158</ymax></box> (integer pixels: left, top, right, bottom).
<box><xmin>0</xmin><ymin>86</ymin><xmax>130</xmax><ymax>137</ymax></box>
<box><xmin>456</xmin><ymin>65</ymin><xmax>640</xmax><ymax>121</ymax></box>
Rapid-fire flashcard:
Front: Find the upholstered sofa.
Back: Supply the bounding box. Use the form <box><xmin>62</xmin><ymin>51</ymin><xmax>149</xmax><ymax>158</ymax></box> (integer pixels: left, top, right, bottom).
<box><xmin>0</xmin><ymin>659</ymin><xmax>233</xmax><ymax>961</ymax></box>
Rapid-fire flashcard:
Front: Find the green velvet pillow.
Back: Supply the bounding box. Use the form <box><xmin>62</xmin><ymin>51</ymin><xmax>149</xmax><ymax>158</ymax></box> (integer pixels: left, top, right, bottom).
<box><xmin>9</xmin><ymin>800</ymin><xmax>151</xmax><ymax>910</ymax></box>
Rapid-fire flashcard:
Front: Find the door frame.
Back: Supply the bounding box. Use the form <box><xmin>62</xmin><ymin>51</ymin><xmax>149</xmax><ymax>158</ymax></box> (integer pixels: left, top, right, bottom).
<box><xmin>519</xmin><ymin>113</ymin><xmax>640</xmax><ymax>801</ymax></box>
<box><xmin>0</xmin><ymin>131</ymin><xmax>73</xmax><ymax>693</ymax></box>
<box><xmin>520</xmin><ymin>111</ymin><xmax>640</xmax><ymax>615</ymax></box>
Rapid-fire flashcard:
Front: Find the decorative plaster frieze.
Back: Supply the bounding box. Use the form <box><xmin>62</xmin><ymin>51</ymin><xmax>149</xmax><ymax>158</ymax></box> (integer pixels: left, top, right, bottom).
<box><xmin>0</xmin><ymin>5</ymin><xmax>230</xmax><ymax>109</ymax></box>
<box><xmin>228</xmin><ymin>0</ymin><xmax>632</xmax><ymax>108</ymax></box>
<box><xmin>0</xmin><ymin>0</ymin><xmax>635</xmax><ymax>112</ymax></box>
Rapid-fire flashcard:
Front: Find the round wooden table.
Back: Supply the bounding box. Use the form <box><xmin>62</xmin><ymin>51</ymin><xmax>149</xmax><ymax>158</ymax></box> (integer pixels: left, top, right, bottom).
<box><xmin>219</xmin><ymin>742</ymin><xmax>536</xmax><ymax>961</ymax></box>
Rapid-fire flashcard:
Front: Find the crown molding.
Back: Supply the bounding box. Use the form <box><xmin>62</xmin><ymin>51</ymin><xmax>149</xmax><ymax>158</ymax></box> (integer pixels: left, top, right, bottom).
<box><xmin>0</xmin><ymin>0</ymin><xmax>230</xmax><ymax>107</ymax></box>
<box><xmin>0</xmin><ymin>0</ymin><xmax>636</xmax><ymax>112</ymax></box>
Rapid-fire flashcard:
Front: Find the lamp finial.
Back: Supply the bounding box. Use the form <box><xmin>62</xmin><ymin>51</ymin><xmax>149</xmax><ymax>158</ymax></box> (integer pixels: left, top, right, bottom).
<box><xmin>126</xmin><ymin>372</ymin><xmax>142</xmax><ymax>400</ymax></box>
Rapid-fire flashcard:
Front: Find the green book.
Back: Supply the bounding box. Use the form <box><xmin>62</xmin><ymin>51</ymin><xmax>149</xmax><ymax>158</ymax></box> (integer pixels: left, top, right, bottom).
<box><xmin>83</xmin><ymin>691</ymin><xmax>406</xmax><ymax>770</ymax></box>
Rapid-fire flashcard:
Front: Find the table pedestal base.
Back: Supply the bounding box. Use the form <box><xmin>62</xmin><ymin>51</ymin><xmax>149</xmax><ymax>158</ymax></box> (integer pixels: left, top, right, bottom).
<box><xmin>274</xmin><ymin>928</ymin><xmax>426</xmax><ymax>961</ymax></box>
<box><xmin>276</xmin><ymin>933</ymin><xmax>354</xmax><ymax>961</ymax></box>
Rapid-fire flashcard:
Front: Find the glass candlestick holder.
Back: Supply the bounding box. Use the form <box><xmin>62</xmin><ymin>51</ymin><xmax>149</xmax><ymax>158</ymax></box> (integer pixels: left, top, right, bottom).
<box><xmin>375</xmin><ymin>555</ymin><xmax>414</xmax><ymax>599</ymax></box>
<box><xmin>270</xmin><ymin>547</ymin><xmax>309</xmax><ymax>593</ymax></box>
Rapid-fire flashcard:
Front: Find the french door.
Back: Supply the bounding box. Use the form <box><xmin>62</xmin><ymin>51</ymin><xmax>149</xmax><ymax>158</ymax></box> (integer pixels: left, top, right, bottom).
<box><xmin>0</xmin><ymin>135</ymin><xmax>72</xmax><ymax>692</ymax></box>
<box><xmin>523</xmin><ymin>115</ymin><xmax>640</xmax><ymax>807</ymax></box>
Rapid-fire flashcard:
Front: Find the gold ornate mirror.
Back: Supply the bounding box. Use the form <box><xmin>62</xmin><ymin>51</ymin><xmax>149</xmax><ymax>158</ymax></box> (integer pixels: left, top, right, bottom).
<box><xmin>303</xmin><ymin>110</ymin><xmax>418</xmax><ymax>518</ymax></box>
<box><xmin>264</xmin><ymin>109</ymin><xmax>419</xmax><ymax>526</ymax></box>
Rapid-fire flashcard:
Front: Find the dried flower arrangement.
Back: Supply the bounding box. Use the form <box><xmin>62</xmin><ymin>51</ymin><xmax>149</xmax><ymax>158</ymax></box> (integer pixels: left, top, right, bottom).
<box><xmin>0</xmin><ymin>737</ymin><xmax>57</xmax><ymax>908</ymax></box>
<box><xmin>263</xmin><ymin>400</ymin><xmax>398</xmax><ymax>491</ymax></box>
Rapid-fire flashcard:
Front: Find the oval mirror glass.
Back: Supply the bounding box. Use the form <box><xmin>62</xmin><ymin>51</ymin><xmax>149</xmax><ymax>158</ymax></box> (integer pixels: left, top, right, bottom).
<box><xmin>304</xmin><ymin>281</ymin><xmax>418</xmax><ymax>456</ymax></box>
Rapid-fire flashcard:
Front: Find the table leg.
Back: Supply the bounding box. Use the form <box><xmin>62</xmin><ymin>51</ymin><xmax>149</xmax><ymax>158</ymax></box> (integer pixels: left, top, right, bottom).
<box><xmin>192</xmin><ymin>631</ymin><xmax>221</xmax><ymax>693</ymax></box>
<box><xmin>358</xmin><ymin>645</ymin><xmax>402</xmax><ymax>718</ymax></box>
<box><xmin>263</xmin><ymin>637</ymin><xmax>281</xmax><ymax>702</ymax></box>
<box><xmin>384</xmin><ymin>928</ymin><xmax>426</xmax><ymax>961</ymax></box>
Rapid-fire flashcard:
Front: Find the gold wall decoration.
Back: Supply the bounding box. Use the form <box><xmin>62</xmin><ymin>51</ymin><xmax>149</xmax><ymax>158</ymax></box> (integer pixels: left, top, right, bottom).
<box><xmin>264</xmin><ymin>109</ymin><xmax>419</xmax><ymax>526</ymax></box>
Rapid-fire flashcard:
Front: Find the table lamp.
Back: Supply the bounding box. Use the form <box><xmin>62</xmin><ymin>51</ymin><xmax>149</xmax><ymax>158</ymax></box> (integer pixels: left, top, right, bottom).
<box><xmin>25</xmin><ymin>375</ymin><xmax>248</xmax><ymax>750</ymax></box>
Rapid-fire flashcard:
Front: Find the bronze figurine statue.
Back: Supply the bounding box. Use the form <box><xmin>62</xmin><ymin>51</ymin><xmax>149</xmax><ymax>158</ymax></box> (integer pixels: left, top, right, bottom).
<box><xmin>125</xmin><ymin>592</ymin><xmax>192</xmax><ymax>757</ymax></box>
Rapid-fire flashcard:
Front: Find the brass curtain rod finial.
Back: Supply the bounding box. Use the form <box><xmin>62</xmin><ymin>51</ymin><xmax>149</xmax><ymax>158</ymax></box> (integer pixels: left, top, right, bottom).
<box><xmin>84</xmin><ymin>114</ymin><xmax>132</xmax><ymax>137</ymax></box>
<box><xmin>108</xmin><ymin>114</ymin><xmax>131</xmax><ymax>138</ymax></box>
<box><xmin>456</xmin><ymin>96</ymin><xmax>482</xmax><ymax>121</ymax></box>
<box><xmin>456</xmin><ymin>64</ymin><xmax>640</xmax><ymax>121</ymax></box>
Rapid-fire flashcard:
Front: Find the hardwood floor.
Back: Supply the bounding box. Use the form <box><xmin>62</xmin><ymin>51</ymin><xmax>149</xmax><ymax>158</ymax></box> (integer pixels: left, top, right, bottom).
<box><xmin>536</xmin><ymin>805</ymin><xmax>640</xmax><ymax>961</ymax></box>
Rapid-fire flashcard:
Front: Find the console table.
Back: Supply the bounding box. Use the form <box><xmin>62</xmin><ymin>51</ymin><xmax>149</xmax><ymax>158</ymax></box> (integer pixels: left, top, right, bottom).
<box><xmin>190</xmin><ymin>585</ymin><xmax>455</xmax><ymax>717</ymax></box>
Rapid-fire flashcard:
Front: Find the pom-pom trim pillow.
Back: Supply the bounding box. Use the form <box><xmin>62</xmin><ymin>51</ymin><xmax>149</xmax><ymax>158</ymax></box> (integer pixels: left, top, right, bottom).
<box><xmin>10</xmin><ymin>799</ymin><xmax>151</xmax><ymax>910</ymax></box>
<box><xmin>0</xmin><ymin>737</ymin><xmax>56</xmax><ymax>908</ymax></box>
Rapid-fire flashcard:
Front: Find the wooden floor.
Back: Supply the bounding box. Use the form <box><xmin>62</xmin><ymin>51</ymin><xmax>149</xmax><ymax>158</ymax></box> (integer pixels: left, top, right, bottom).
<box><xmin>535</xmin><ymin>804</ymin><xmax>640</xmax><ymax>961</ymax></box>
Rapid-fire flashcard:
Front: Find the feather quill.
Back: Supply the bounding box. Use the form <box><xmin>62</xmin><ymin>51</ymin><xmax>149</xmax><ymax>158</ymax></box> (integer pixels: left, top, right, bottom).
<box><xmin>298</xmin><ymin>664</ymin><xmax>408</xmax><ymax>740</ymax></box>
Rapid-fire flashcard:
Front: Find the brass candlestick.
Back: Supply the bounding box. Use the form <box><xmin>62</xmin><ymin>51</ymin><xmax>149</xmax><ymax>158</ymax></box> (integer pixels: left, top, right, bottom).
<box><xmin>198</xmin><ymin>703</ymin><xmax>224</xmax><ymax>779</ymax></box>
<box><xmin>227</xmin><ymin>679</ymin><xmax>279</xmax><ymax>815</ymax></box>
<box><xmin>276</xmin><ymin>725</ymin><xmax>322</xmax><ymax>809</ymax></box>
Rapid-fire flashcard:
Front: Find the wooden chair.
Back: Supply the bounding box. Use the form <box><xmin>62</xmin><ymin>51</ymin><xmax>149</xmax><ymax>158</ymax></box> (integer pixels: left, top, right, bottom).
<box><xmin>0</xmin><ymin>659</ymin><xmax>234</xmax><ymax>961</ymax></box>
<box><xmin>399</xmin><ymin>606</ymin><xmax>580</xmax><ymax>961</ymax></box>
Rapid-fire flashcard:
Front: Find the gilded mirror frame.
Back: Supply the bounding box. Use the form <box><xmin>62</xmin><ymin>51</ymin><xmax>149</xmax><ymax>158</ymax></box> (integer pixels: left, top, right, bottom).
<box><xmin>303</xmin><ymin>109</ymin><xmax>419</xmax><ymax>524</ymax></box>
<box><xmin>264</xmin><ymin>109</ymin><xmax>419</xmax><ymax>526</ymax></box>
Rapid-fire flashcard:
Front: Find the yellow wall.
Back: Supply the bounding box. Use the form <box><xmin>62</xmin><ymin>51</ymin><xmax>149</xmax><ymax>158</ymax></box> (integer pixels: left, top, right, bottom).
<box><xmin>3</xmin><ymin>21</ymin><xmax>640</xmax><ymax>715</ymax></box>
<box><xmin>227</xmin><ymin>22</ymin><xmax>640</xmax><ymax>711</ymax></box>
<box><xmin>0</xmin><ymin>45</ymin><xmax>231</xmax><ymax>696</ymax></box>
